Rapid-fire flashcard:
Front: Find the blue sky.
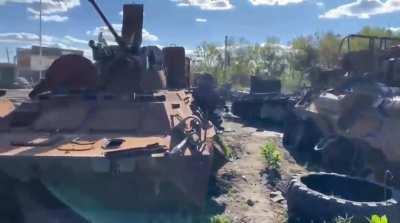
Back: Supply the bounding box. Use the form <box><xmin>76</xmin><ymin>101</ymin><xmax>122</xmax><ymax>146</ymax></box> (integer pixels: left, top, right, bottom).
<box><xmin>1</xmin><ymin>0</ymin><xmax>400</xmax><ymax>61</ymax></box>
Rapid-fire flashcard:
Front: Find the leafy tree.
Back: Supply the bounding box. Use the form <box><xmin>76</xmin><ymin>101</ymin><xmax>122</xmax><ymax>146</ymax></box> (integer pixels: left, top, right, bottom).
<box><xmin>192</xmin><ymin>42</ymin><xmax>224</xmax><ymax>83</ymax></box>
<box><xmin>318</xmin><ymin>32</ymin><xmax>341</xmax><ymax>69</ymax></box>
<box><xmin>255</xmin><ymin>38</ymin><xmax>287</xmax><ymax>78</ymax></box>
<box><xmin>191</xmin><ymin>25</ymin><xmax>400</xmax><ymax>92</ymax></box>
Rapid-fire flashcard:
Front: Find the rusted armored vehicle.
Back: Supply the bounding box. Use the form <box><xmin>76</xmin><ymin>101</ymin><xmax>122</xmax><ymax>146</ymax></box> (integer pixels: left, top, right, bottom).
<box><xmin>231</xmin><ymin>76</ymin><xmax>295</xmax><ymax>124</ymax></box>
<box><xmin>284</xmin><ymin>34</ymin><xmax>400</xmax><ymax>186</ymax></box>
<box><xmin>0</xmin><ymin>1</ymin><xmax>227</xmax><ymax>222</ymax></box>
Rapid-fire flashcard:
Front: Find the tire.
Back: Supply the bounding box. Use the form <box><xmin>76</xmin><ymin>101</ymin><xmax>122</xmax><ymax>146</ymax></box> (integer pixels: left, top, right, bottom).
<box><xmin>0</xmin><ymin>172</ymin><xmax>22</xmax><ymax>223</ymax></box>
<box><xmin>283</xmin><ymin>118</ymin><xmax>322</xmax><ymax>153</ymax></box>
<box><xmin>283</xmin><ymin>118</ymin><xmax>306</xmax><ymax>151</ymax></box>
<box><xmin>287</xmin><ymin>172</ymin><xmax>400</xmax><ymax>223</ymax></box>
<box><xmin>318</xmin><ymin>137</ymin><xmax>359</xmax><ymax>175</ymax></box>
<box><xmin>231</xmin><ymin>100</ymin><xmax>260</xmax><ymax>121</ymax></box>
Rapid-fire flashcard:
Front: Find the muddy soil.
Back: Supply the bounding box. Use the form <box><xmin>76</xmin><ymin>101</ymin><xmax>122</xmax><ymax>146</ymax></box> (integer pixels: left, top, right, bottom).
<box><xmin>213</xmin><ymin>117</ymin><xmax>307</xmax><ymax>223</ymax></box>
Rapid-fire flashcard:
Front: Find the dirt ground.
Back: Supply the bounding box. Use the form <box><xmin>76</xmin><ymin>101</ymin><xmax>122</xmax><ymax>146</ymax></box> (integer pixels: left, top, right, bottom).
<box><xmin>214</xmin><ymin>117</ymin><xmax>307</xmax><ymax>223</ymax></box>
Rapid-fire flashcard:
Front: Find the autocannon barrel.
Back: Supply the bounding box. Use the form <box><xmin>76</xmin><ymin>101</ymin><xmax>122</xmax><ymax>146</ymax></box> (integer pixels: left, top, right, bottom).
<box><xmin>87</xmin><ymin>0</ymin><xmax>126</xmax><ymax>49</ymax></box>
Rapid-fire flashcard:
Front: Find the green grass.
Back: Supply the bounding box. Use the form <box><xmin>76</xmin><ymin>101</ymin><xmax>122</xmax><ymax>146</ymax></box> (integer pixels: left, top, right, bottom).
<box><xmin>210</xmin><ymin>215</ymin><xmax>231</xmax><ymax>223</ymax></box>
<box><xmin>331</xmin><ymin>215</ymin><xmax>389</xmax><ymax>223</ymax></box>
<box><xmin>368</xmin><ymin>215</ymin><xmax>388</xmax><ymax>223</ymax></box>
<box><xmin>214</xmin><ymin>135</ymin><xmax>233</xmax><ymax>158</ymax></box>
<box><xmin>261</xmin><ymin>142</ymin><xmax>281</xmax><ymax>170</ymax></box>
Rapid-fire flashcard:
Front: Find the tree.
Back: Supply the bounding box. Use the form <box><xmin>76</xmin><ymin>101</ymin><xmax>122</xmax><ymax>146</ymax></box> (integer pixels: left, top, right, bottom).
<box><xmin>192</xmin><ymin>42</ymin><xmax>224</xmax><ymax>83</ymax></box>
<box><xmin>254</xmin><ymin>38</ymin><xmax>287</xmax><ymax>78</ymax></box>
<box><xmin>318</xmin><ymin>32</ymin><xmax>341</xmax><ymax>69</ymax></box>
<box><xmin>291</xmin><ymin>36</ymin><xmax>318</xmax><ymax>71</ymax></box>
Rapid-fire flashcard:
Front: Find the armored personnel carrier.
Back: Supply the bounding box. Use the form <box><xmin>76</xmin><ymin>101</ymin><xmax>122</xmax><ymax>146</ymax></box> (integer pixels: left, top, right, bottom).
<box><xmin>0</xmin><ymin>1</ymin><xmax>227</xmax><ymax>221</ymax></box>
<box><xmin>284</xmin><ymin>34</ymin><xmax>400</xmax><ymax>186</ymax></box>
<box><xmin>231</xmin><ymin>76</ymin><xmax>295</xmax><ymax>125</ymax></box>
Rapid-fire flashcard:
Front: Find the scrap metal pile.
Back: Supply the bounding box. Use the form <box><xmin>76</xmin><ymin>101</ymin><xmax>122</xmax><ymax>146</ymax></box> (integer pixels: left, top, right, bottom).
<box><xmin>284</xmin><ymin>35</ymin><xmax>400</xmax><ymax>222</ymax></box>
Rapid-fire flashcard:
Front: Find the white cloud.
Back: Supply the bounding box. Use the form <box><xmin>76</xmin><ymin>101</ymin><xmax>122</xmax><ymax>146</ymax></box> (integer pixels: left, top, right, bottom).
<box><xmin>248</xmin><ymin>0</ymin><xmax>304</xmax><ymax>6</ymax></box>
<box><xmin>0</xmin><ymin>0</ymin><xmax>80</xmax><ymax>22</ymax></box>
<box><xmin>195</xmin><ymin>17</ymin><xmax>207</xmax><ymax>22</ymax></box>
<box><xmin>27</xmin><ymin>8</ymin><xmax>68</xmax><ymax>22</ymax></box>
<box><xmin>389</xmin><ymin>27</ymin><xmax>400</xmax><ymax>32</ymax></box>
<box><xmin>0</xmin><ymin>0</ymin><xmax>80</xmax><ymax>13</ymax></box>
<box><xmin>171</xmin><ymin>0</ymin><xmax>233</xmax><ymax>10</ymax></box>
<box><xmin>316</xmin><ymin>2</ymin><xmax>324</xmax><ymax>8</ymax></box>
<box><xmin>0</xmin><ymin>32</ymin><xmax>90</xmax><ymax>57</ymax></box>
<box><xmin>171</xmin><ymin>0</ymin><xmax>308</xmax><ymax>9</ymax></box>
<box><xmin>86</xmin><ymin>24</ymin><xmax>159</xmax><ymax>43</ymax></box>
<box><xmin>0</xmin><ymin>32</ymin><xmax>86</xmax><ymax>46</ymax></box>
<box><xmin>320</xmin><ymin>0</ymin><xmax>400</xmax><ymax>19</ymax></box>
<box><xmin>0</xmin><ymin>32</ymin><xmax>44</xmax><ymax>44</ymax></box>
<box><xmin>64</xmin><ymin>35</ymin><xmax>88</xmax><ymax>44</ymax></box>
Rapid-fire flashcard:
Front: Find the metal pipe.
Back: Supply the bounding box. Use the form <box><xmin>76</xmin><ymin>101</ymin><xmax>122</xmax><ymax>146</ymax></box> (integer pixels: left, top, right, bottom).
<box><xmin>39</xmin><ymin>0</ymin><xmax>43</xmax><ymax>79</ymax></box>
<box><xmin>384</xmin><ymin>170</ymin><xmax>394</xmax><ymax>201</ymax></box>
<box><xmin>87</xmin><ymin>0</ymin><xmax>126</xmax><ymax>48</ymax></box>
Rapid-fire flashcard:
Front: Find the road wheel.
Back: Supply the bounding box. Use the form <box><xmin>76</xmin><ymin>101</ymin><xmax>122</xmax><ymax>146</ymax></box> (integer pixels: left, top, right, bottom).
<box><xmin>283</xmin><ymin>118</ymin><xmax>307</xmax><ymax>151</ymax></box>
<box><xmin>0</xmin><ymin>172</ymin><xmax>22</xmax><ymax>223</ymax></box>
<box><xmin>317</xmin><ymin>137</ymin><xmax>357</xmax><ymax>174</ymax></box>
<box><xmin>287</xmin><ymin>172</ymin><xmax>400</xmax><ymax>223</ymax></box>
<box><xmin>284</xmin><ymin>118</ymin><xmax>322</xmax><ymax>152</ymax></box>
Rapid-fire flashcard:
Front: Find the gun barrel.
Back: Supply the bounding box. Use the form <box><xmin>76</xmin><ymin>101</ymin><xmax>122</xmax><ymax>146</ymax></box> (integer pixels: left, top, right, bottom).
<box><xmin>87</xmin><ymin>0</ymin><xmax>125</xmax><ymax>48</ymax></box>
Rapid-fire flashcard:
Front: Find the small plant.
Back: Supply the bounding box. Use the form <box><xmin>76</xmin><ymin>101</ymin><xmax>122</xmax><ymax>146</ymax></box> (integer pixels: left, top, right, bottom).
<box><xmin>334</xmin><ymin>216</ymin><xmax>353</xmax><ymax>223</ymax></box>
<box><xmin>210</xmin><ymin>215</ymin><xmax>231</xmax><ymax>223</ymax></box>
<box><xmin>261</xmin><ymin>142</ymin><xmax>281</xmax><ymax>169</ymax></box>
<box><xmin>368</xmin><ymin>215</ymin><xmax>388</xmax><ymax>223</ymax></box>
<box><xmin>214</xmin><ymin>136</ymin><xmax>233</xmax><ymax>158</ymax></box>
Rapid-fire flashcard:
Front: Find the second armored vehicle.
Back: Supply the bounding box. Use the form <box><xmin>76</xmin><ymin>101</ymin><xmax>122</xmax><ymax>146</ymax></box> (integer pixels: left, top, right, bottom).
<box><xmin>284</xmin><ymin>34</ymin><xmax>400</xmax><ymax>186</ymax></box>
<box><xmin>231</xmin><ymin>76</ymin><xmax>295</xmax><ymax>125</ymax></box>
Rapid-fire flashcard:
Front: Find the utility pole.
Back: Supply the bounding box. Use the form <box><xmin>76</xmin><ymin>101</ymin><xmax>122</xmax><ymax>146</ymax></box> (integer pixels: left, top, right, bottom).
<box><xmin>224</xmin><ymin>35</ymin><xmax>229</xmax><ymax>82</ymax></box>
<box><xmin>6</xmin><ymin>48</ymin><xmax>10</xmax><ymax>64</ymax></box>
<box><xmin>224</xmin><ymin>35</ymin><xmax>228</xmax><ymax>70</ymax></box>
<box><xmin>39</xmin><ymin>0</ymin><xmax>43</xmax><ymax>79</ymax></box>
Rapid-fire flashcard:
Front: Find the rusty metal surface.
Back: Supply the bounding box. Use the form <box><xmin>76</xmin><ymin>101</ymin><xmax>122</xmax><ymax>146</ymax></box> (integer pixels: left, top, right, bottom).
<box><xmin>163</xmin><ymin>47</ymin><xmax>187</xmax><ymax>89</ymax></box>
<box><xmin>122</xmin><ymin>4</ymin><xmax>143</xmax><ymax>51</ymax></box>
<box><xmin>0</xmin><ymin>2</ymin><xmax>227</xmax><ymax>216</ymax></box>
<box><xmin>285</xmin><ymin>34</ymin><xmax>400</xmax><ymax>188</ymax></box>
<box><xmin>29</xmin><ymin>55</ymin><xmax>97</xmax><ymax>98</ymax></box>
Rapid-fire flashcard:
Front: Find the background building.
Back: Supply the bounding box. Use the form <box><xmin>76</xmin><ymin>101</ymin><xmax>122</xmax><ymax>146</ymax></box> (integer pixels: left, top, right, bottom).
<box><xmin>0</xmin><ymin>63</ymin><xmax>16</xmax><ymax>88</ymax></box>
<box><xmin>16</xmin><ymin>46</ymin><xmax>83</xmax><ymax>84</ymax></box>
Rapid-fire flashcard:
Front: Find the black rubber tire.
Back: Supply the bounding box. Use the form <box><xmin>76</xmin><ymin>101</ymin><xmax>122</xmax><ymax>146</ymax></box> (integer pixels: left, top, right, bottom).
<box><xmin>287</xmin><ymin>172</ymin><xmax>400</xmax><ymax>223</ymax></box>
<box><xmin>231</xmin><ymin>100</ymin><xmax>260</xmax><ymax>121</ymax></box>
<box><xmin>0</xmin><ymin>172</ymin><xmax>23</xmax><ymax>223</ymax></box>
<box><xmin>319</xmin><ymin>137</ymin><xmax>359</xmax><ymax>175</ymax></box>
<box><xmin>283</xmin><ymin>118</ymin><xmax>322</xmax><ymax>153</ymax></box>
<box><xmin>283</xmin><ymin>118</ymin><xmax>307</xmax><ymax>151</ymax></box>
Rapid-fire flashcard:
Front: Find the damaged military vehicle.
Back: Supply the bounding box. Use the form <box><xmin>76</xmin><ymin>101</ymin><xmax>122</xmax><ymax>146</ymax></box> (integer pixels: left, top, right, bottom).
<box><xmin>283</xmin><ymin>34</ymin><xmax>400</xmax><ymax>187</ymax></box>
<box><xmin>231</xmin><ymin>76</ymin><xmax>295</xmax><ymax>125</ymax></box>
<box><xmin>0</xmin><ymin>1</ymin><xmax>228</xmax><ymax>222</ymax></box>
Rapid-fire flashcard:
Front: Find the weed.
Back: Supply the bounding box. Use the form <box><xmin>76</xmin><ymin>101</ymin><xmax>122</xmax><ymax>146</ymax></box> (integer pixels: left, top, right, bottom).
<box><xmin>334</xmin><ymin>216</ymin><xmax>353</xmax><ymax>223</ymax></box>
<box><xmin>368</xmin><ymin>215</ymin><xmax>388</xmax><ymax>223</ymax></box>
<box><xmin>210</xmin><ymin>215</ymin><xmax>231</xmax><ymax>223</ymax></box>
<box><xmin>214</xmin><ymin>135</ymin><xmax>233</xmax><ymax>158</ymax></box>
<box><xmin>331</xmin><ymin>215</ymin><xmax>389</xmax><ymax>223</ymax></box>
<box><xmin>261</xmin><ymin>142</ymin><xmax>281</xmax><ymax>170</ymax></box>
